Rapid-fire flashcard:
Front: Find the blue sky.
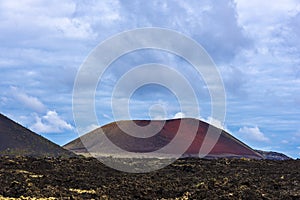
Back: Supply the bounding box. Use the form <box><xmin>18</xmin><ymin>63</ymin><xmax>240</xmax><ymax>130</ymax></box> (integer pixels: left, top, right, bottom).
<box><xmin>0</xmin><ymin>0</ymin><xmax>299</xmax><ymax>158</ymax></box>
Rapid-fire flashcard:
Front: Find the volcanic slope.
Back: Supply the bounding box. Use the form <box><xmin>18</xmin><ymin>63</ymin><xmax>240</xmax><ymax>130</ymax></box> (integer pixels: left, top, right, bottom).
<box><xmin>0</xmin><ymin>113</ymin><xmax>74</xmax><ymax>157</ymax></box>
<box><xmin>64</xmin><ymin>118</ymin><xmax>262</xmax><ymax>159</ymax></box>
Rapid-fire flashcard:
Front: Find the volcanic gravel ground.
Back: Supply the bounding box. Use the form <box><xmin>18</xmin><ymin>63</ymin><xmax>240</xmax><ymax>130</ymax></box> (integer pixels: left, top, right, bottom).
<box><xmin>0</xmin><ymin>156</ymin><xmax>299</xmax><ymax>199</ymax></box>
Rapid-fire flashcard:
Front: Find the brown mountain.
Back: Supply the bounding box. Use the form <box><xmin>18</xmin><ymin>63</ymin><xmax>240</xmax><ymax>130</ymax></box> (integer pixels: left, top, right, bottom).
<box><xmin>64</xmin><ymin>118</ymin><xmax>263</xmax><ymax>159</ymax></box>
<box><xmin>0</xmin><ymin>113</ymin><xmax>75</xmax><ymax>157</ymax></box>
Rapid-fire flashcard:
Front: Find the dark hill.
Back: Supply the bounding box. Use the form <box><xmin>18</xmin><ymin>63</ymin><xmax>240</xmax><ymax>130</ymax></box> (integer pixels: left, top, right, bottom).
<box><xmin>64</xmin><ymin>118</ymin><xmax>263</xmax><ymax>159</ymax></box>
<box><xmin>255</xmin><ymin>150</ymin><xmax>291</xmax><ymax>160</ymax></box>
<box><xmin>0</xmin><ymin>113</ymin><xmax>75</xmax><ymax>157</ymax></box>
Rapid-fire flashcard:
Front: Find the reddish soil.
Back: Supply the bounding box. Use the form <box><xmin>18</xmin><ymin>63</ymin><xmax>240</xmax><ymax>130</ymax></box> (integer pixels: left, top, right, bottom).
<box><xmin>0</xmin><ymin>156</ymin><xmax>299</xmax><ymax>199</ymax></box>
<box><xmin>64</xmin><ymin>118</ymin><xmax>262</xmax><ymax>159</ymax></box>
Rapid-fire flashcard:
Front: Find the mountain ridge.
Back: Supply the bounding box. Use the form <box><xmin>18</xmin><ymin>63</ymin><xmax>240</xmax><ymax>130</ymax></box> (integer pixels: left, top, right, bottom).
<box><xmin>0</xmin><ymin>113</ymin><xmax>75</xmax><ymax>157</ymax></box>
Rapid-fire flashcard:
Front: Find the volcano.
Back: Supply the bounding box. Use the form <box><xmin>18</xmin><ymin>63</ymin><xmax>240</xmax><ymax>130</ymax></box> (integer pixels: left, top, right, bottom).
<box><xmin>0</xmin><ymin>113</ymin><xmax>74</xmax><ymax>157</ymax></box>
<box><xmin>64</xmin><ymin>118</ymin><xmax>263</xmax><ymax>159</ymax></box>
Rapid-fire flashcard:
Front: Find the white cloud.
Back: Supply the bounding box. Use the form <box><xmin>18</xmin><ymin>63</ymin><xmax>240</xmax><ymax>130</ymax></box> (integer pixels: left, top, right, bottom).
<box><xmin>73</xmin><ymin>0</ymin><xmax>121</xmax><ymax>25</ymax></box>
<box><xmin>237</xmin><ymin>126</ymin><xmax>269</xmax><ymax>142</ymax></box>
<box><xmin>30</xmin><ymin>110</ymin><xmax>73</xmax><ymax>133</ymax></box>
<box><xmin>198</xmin><ymin>116</ymin><xmax>226</xmax><ymax>130</ymax></box>
<box><xmin>281</xmin><ymin>140</ymin><xmax>289</xmax><ymax>144</ymax></box>
<box><xmin>50</xmin><ymin>17</ymin><xmax>96</xmax><ymax>39</ymax></box>
<box><xmin>148</xmin><ymin>104</ymin><xmax>167</xmax><ymax>120</ymax></box>
<box><xmin>10</xmin><ymin>86</ymin><xmax>46</xmax><ymax>113</ymax></box>
<box><xmin>235</xmin><ymin>0</ymin><xmax>300</xmax><ymax>45</ymax></box>
<box><xmin>0</xmin><ymin>0</ymin><xmax>97</xmax><ymax>50</ymax></box>
<box><xmin>121</xmin><ymin>0</ymin><xmax>250</xmax><ymax>63</ymax></box>
<box><xmin>206</xmin><ymin>117</ymin><xmax>225</xmax><ymax>130</ymax></box>
<box><xmin>173</xmin><ymin>112</ymin><xmax>185</xmax><ymax>119</ymax></box>
<box><xmin>234</xmin><ymin>2</ymin><xmax>300</xmax><ymax>65</ymax></box>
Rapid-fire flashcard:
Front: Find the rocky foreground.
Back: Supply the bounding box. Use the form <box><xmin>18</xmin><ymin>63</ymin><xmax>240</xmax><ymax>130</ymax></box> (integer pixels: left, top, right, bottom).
<box><xmin>0</xmin><ymin>156</ymin><xmax>299</xmax><ymax>200</ymax></box>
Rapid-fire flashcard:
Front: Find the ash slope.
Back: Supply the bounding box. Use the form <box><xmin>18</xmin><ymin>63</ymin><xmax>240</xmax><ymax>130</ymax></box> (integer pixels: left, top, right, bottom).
<box><xmin>0</xmin><ymin>113</ymin><xmax>75</xmax><ymax>157</ymax></box>
<box><xmin>64</xmin><ymin>118</ymin><xmax>263</xmax><ymax>159</ymax></box>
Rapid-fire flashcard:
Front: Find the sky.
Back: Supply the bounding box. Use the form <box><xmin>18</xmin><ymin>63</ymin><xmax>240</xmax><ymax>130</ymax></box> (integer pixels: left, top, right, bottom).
<box><xmin>0</xmin><ymin>0</ymin><xmax>299</xmax><ymax>158</ymax></box>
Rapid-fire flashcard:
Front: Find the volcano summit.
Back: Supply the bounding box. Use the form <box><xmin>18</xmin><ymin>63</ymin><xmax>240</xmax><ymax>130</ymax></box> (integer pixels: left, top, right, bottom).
<box><xmin>64</xmin><ymin>118</ymin><xmax>263</xmax><ymax>159</ymax></box>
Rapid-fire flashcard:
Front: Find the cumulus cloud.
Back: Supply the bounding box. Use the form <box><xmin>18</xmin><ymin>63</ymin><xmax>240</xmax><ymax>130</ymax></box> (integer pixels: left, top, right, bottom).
<box><xmin>237</xmin><ymin>126</ymin><xmax>269</xmax><ymax>142</ymax></box>
<box><xmin>206</xmin><ymin>117</ymin><xmax>225</xmax><ymax>130</ymax></box>
<box><xmin>115</xmin><ymin>0</ymin><xmax>251</xmax><ymax>63</ymax></box>
<box><xmin>0</xmin><ymin>0</ymin><xmax>96</xmax><ymax>42</ymax></box>
<box><xmin>197</xmin><ymin>116</ymin><xmax>226</xmax><ymax>130</ymax></box>
<box><xmin>30</xmin><ymin>110</ymin><xmax>73</xmax><ymax>133</ymax></box>
<box><xmin>10</xmin><ymin>86</ymin><xmax>46</xmax><ymax>113</ymax></box>
<box><xmin>173</xmin><ymin>112</ymin><xmax>185</xmax><ymax>119</ymax></box>
<box><xmin>234</xmin><ymin>1</ymin><xmax>300</xmax><ymax>79</ymax></box>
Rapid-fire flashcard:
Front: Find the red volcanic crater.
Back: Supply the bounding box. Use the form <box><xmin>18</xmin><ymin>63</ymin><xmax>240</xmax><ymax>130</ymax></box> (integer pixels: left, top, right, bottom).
<box><xmin>64</xmin><ymin>118</ymin><xmax>262</xmax><ymax>159</ymax></box>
